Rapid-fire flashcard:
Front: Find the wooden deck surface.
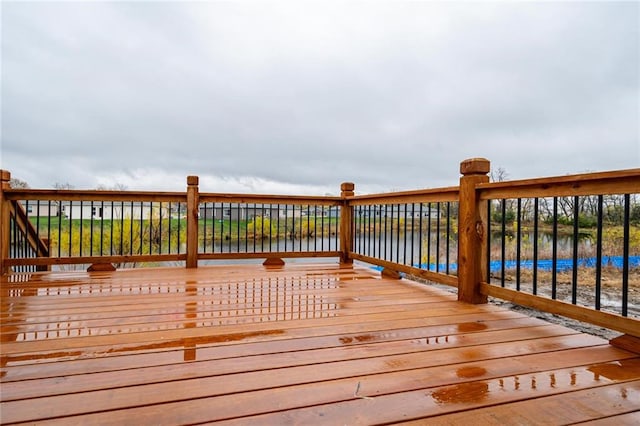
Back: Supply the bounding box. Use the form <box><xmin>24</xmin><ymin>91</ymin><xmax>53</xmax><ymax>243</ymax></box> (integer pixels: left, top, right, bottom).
<box><xmin>1</xmin><ymin>263</ymin><xmax>639</xmax><ymax>425</ymax></box>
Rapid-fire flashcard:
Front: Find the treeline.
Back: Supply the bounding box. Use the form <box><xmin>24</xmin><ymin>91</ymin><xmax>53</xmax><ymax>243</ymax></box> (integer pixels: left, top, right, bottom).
<box><xmin>491</xmin><ymin>195</ymin><xmax>640</xmax><ymax>227</ymax></box>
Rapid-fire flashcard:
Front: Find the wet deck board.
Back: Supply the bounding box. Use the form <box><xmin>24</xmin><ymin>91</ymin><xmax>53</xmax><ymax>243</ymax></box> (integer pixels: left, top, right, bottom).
<box><xmin>1</xmin><ymin>263</ymin><xmax>639</xmax><ymax>424</ymax></box>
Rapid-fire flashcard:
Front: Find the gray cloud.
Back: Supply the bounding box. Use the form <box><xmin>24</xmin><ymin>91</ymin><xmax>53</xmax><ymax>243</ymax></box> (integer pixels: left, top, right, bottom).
<box><xmin>2</xmin><ymin>1</ymin><xmax>638</xmax><ymax>194</ymax></box>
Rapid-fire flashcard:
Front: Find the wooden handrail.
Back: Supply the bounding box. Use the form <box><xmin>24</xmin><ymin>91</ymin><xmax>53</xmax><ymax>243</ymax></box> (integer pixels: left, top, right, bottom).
<box><xmin>477</xmin><ymin>168</ymin><xmax>640</xmax><ymax>200</ymax></box>
<box><xmin>199</xmin><ymin>193</ymin><xmax>341</xmax><ymax>205</ymax></box>
<box><xmin>348</xmin><ymin>186</ymin><xmax>459</xmax><ymax>205</ymax></box>
<box><xmin>2</xmin><ymin>188</ymin><xmax>186</xmax><ymax>202</ymax></box>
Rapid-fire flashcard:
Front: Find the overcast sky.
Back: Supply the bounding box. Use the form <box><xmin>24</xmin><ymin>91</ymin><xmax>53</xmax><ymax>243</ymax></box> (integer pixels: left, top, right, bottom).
<box><xmin>1</xmin><ymin>1</ymin><xmax>638</xmax><ymax>195</ymax></box>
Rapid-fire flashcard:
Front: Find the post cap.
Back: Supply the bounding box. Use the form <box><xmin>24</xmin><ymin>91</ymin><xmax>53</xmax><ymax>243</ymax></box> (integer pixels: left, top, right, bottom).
<box><xmin>340</xmin><ymin>182</ymin><xmax>355</xmax><ymax>192</ymax></box>
<box><xmin>460</xmin><ymin>158</ymin><xmax>490</xmax><ymax>175</ymax></box>
<box><xmin>0</xmin><ymin>170</ymin><xmax>11</xmax><ymax>182</ymax></box>
<box><xmin>187</xmin><ymin>175</ymin><xmax>199</xmax><ymax>186</ymax></box>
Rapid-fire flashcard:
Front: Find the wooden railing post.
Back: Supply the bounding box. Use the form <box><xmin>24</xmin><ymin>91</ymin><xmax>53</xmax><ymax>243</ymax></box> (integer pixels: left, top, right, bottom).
<box><xmin>186</xmin><ymin>176</ymin><xmax>199</xmax><ymax>268</ymax></box>
<box><xmin>339</xmin><ymin>182</ymin><xmax>355</xmax><ymax>264</ymax></box>
<box><xmin>1</xmin><ymin>170</ymin><xmax>11</xmax><ymax>275</ymax></box>
<box><xmin>458</xmin><ymin>158</ymin><xmax>490</xmax><ymax>304</ymax></box>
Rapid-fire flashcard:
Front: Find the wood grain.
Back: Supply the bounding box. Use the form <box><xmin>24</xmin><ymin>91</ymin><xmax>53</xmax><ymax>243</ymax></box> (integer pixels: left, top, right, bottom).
<box><xmin>2</xmin><ymin>263</ymin><xmax>639</xmax><ymax>425</ymax></box>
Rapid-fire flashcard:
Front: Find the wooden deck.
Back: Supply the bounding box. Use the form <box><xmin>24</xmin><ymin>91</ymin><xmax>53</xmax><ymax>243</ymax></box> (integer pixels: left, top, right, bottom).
<box><xmin>1</xmin><ymin>263</ymin><xmax>639</xmax><ymax>425</ymax></box>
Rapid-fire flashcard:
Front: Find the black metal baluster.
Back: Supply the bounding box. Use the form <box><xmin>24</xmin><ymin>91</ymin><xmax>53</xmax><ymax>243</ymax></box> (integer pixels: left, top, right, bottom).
<box><xmin>384</xmin><ymin>205</ymin><xmax>388</xmax><ymax>261</ymax></box>
<box><xmin>427</xmin><ymin>203</ymin><xmax>432</xmax><ymax>271</ymax></box>
<box><xmin>446</xmin><ymin>202</ymin><xmax>451</xmax><ymax>274</ymax></box>
<box><xmin>230</xmin><ymin>203</ymin><xmax>236</xmax><ymax>253</ymax></box>
<box><xmin>313</xmin><ymin>204</ymin><xmax>318</xmax><ymax>252</ymax></box>
<box><xmin>10</xmin><ymin>210</ymin><xmax>15</xmax><ymax>259</ymax></box>
<box><xmin>306</xmin><ymin>204</ymin><xmax>310</xmax><ymax>252</ymax></box>
<box><xmin>368</xmin><ymin>204</ymin><xmax>373</xmax><ymax>257</ymax></box>
<box><xmin>139</xmin><ymin>202</ymin><xmax>144</xmax><ymax>255</ymax></box>
<box><xmin>552</xmin><ymin>197</ymin><xmax>558</xmax><ymax>299</ymax></box>
<box><xmin>130</xmin><ymin>201</ymin><xmax>134</xmax><ymax>255</ymax></box>
<box><xmin>532</xmin><ymin>198</ymin><xmax>539</xmax><ymax>295</ymax></box>
<box><xmin>244</xmin><ymin>203</ymin><xmax>249</xmax><ymax>253</ymax></box>
<box><xmin>238</xmin><ymin>203</ymin><xmax>242</xmax><ymax>253</ymax></box>
<box><xmin>253</xmin><ymin>203</ymin><xmax>257</xmax><ymax>253</ymax></box>
<box><xmin>203</xmin><ymin>202</ymin><xmax>208</xmax><ymax>253</ymax></box>
<box><xmin>168</xmin><ymin>202</ymin><xmax>173</xmax><ymax>255</ymax></box>
<box><xmin>358</xmin><ymin>205</ymin><xmax>362</xmax><ymax>256</ymax></box>
<box><xmin>58</xmin><ymin>201</ymin><xmax>63</xmax><ymax>257</ymax></box>
<box><xmin>410</xmin><ymin>203</ymin><xmax>415</xmax><ymax>267</ymax></box>
<box><xmin>277</xmin><ymin>204</ymin><xmax>281</xmax><ymax>252</ymax></box>
<box><xmin>69</xmin><ymin>201</ymin><xmax>73</xmax><ymax>257</ymax></box>
<box><xmin>77</xmin><ymin>200</ymin><xmax>83</xmax><ymax>257</ymax></box>
<box><xmin>436</xmin><ymin>202</ymin><xmax>441</xmax><ymax>273</ymax></box>
<box><xmin>500</xmin><ymin>199</ymin><xmax>506</xmax><ymax>288</ymax></box>
<box><xmin>110</xmin><ymin>201</ymin><xmax>114</xmax><ymax>255</ymax></box>
<box><xmin>395</xmin><ymin>205</ymin><xmax>400</xmax><ymax>263</ymax></box>
<box><xmin>35</xmin><ymin>201</ymin><xmax>40</xmax><ymax>251</ymax></box>
<box><xmin>100</xmin><ymin>201</ymin><xmax>105</xmax><ymax>256</ymax></box>
<box><xmin>356</xmin><ymin>205</ymin><xmax>361</xmax><ymax>254</ymax></box>
<box><xmin>572</xmin><ymin>196</ymin><xmax>579</xmax><ymax>304</ymax></box>
<box><xmin>299</xmin><ymin>205</ymin><xmax>303</xmax><ymax>252</ymax></box>
<box><xmin>213</xmin><ymin>202</ymin><xmax>219</xmax><ymax>253</ymax></box>
<box><xmin>269</xmin><ymin>204</ymin><xmax>273</xmax><ymax>251</ymax></box>
<box><xmin>176</xmin><ymin>202</ymin><xmax>181</xmax><ymax>254</ymax></box>
<box><xmin>376</xmin><ymin>205</ymin><xmax>381</xmax><ymax>259</ymax></box>
<box><xmin>47</xmin><ymin>200</ymin><xmax>52</xmax><ymax>256</ymax></box>
<box><xmin>487</xmin><ymin>200</ymin><xmax>492</xmax><ymax>283</ymax></box>
<box><xmin>595</xmin><ymin>195</ymin><xmax>603</xmax><ymax>310</ymax></box>
<box><xmin>419</xmin><ymin>203</ymin><xmax>423</xmax><ymax>269</ymax></box>
<box><xmin>403</xmin><ymin>203</ymin><xmax>408</xmax><ymax>265</ymax></box>
<box><xmin>148</xmin><ymin>202</ymin><xmax>153</xmax><ymax>255</ymax></box>
<box><xmin>262</xmin><ymin>204</ymin><xmax>266</xmax><ymax>253</ymax></box>
<box><xmin>516</xmin><ymin>198</ymin><xmax>521</xmax><ymax>291</ymax></box>
<box><xmin>284</xmin><ymin>205</ymin><xmax>288</xmax><ymax>252</ymax></box>
<box><xmin>622</xmin><ymin>194</ymin><xmax>630</xmax><ymax>317</ymax></box>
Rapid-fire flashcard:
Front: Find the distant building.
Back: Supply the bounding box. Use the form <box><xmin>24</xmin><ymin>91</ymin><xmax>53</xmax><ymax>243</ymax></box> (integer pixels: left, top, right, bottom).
<box><xmin>356</xmin><ymin>205</ymin><xmax>442</xmax><ymax>219</ymax></box>
<box><xmin>21</xmin><ymin>201</ymin><xmax>59</xmax><ymax>218</ymax></box>
<box><xmin>59</xmin><ymin>201</ymin><xmax>170</xmax><ymax>220</ymax></box>
<box><xmin>198</xmin><ymin>204</ymin><xmax>341</xmax><ymax>221</ymax></box>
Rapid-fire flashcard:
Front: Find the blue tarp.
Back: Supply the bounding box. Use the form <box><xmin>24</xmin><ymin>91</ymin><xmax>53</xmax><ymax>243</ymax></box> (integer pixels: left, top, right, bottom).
<box><xmin>409</xmin><ymin>255</ymin><xmax>640</xmax><ymax>273</ymax></box>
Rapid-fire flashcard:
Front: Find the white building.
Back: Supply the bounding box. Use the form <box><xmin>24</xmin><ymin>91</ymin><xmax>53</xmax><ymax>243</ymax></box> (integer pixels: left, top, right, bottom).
<box><xmin>60</xmin><ymin>201</ymin><xmax>170</xmax><ymax>220</ymax></box>
<box><xmin>21</xmin><ymin>201</ymin><xmax>59</xmax><ymax>218</ymax></box>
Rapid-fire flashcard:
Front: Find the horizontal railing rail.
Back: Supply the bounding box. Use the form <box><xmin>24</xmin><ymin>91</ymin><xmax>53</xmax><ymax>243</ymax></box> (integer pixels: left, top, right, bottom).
<box><xmin>348</xmin><ymin>187</ymin><xmax>460</xmax><ymax>287</ymax></box>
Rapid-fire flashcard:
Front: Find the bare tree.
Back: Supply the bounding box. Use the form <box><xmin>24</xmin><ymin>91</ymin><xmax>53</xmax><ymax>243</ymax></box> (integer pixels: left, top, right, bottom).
<box><xmin>490</xmin><ymin>166</ymin><xmax>509</xmax><ymax>183</ymax></box>
<box><xmin>95</xmin><ymin>183</ymin><xmax>128</xmax><ymax>191</ymax></box>
<box><xmin>9</xmin><ymin>178</ymin><xmax>29</xmax><ymax>189</ymax></box>
<box><xmin>53</xmin><ymin>182</ymin><xmax>75</xmax><ymax>190</ymax></box>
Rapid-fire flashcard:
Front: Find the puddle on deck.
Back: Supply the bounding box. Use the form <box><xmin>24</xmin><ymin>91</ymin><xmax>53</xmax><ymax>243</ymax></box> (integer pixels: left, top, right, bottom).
<box><xmin>429</xmin><ymin>359</ymin><xmax>640</xmax><ymax>406</ymax></box>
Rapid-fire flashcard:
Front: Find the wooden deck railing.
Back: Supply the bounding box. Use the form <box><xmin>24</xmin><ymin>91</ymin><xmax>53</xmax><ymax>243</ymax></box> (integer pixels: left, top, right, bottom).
<box><xmin>1</xmin><ymin>159</ymin><xmax>639</xmax><ymax>337</ymax></box>
<box><xmin>0</xmin><ymin>173</ymin><xmax>343</xmax><ymax>272</ymax></box>
<box><xmin>475</xmin><ymin>167</ymin><xmax>640</xmax><ymax>337</ymax></box>
<box><xmin>348</xmin><ymin>185</ymin><xmax>460</xmax><ymax>287</ymax></box>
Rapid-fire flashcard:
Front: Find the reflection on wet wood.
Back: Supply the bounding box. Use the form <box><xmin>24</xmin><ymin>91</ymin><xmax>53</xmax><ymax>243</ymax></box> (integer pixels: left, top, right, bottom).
<box><xmin>2</xmin><ymin>263</ymin><xmax>639</xmax><ymax>424</ymax></box>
